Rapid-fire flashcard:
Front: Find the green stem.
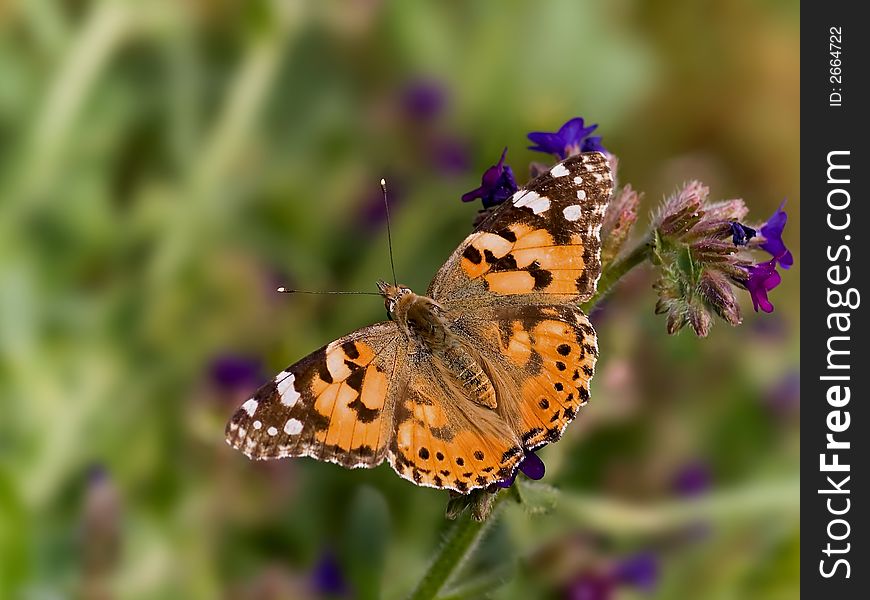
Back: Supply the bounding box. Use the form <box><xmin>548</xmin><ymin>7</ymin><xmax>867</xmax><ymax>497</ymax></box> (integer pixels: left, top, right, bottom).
<box><xmin>407</xmin><ymin>511</ymin><xmax>491</xmax><ymax>600</ymax></box>
<box><xmin>580</xmin><ymin>235</ymin><xmax>653</xmax><ymax>314</ymax></box>
<box><xmin>407</xmin><ymin>238</ymin><xmax>654</xmax><ymax>600</ymax></box>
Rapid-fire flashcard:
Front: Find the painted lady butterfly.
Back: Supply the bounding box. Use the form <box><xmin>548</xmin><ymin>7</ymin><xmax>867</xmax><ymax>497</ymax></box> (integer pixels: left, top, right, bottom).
<box><xmin>226</xmin><ymin>152</ymin><xmax>613</xmax><ymax>492</ymax></box>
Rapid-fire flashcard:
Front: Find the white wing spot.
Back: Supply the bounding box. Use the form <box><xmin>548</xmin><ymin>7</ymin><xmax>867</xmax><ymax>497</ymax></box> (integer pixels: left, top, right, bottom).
<box><xmin>563</xmin><ymin>205</ymin><xmax>583</xmax><ymax>221</ymax></box>
<box><xmin>514</xmin><ymin>190</ymin><xmax>551</xmax><ymax>214</ymax></box>
<box><xmin>276</xmin><ymin>371</ymin><xmax>301</xmax><ymax>407</ymax></box>
<box><xmin>284</xmin><ymin>418</ymin><xmax>303</xmax><ymax>435</ymax></box>
<box><xmin>573</xmin><ymin>176</ymin><xmax>583</xmax><ymax>185</ymax></box>
<box><xmin>253</xmin><ymin>420</ymin><xmax>262</xmax><ymax>430</ymax></box>
<box><xmin>576</xmin><ymin>189</ymin><xmax>587</xmax><ymax>200</ymax></box>
<box><xmin>550</xmin><ymin>163</ymin><xmax>569</xmax><ymax>178</ymax></box>
<box><xmin>267</xmin><ymin>426</ymin><xmax>278</xmax><ymax>437</ymax></box>
<box><xmin>241</xmin><ymin>399</ymin><xmax>258</xmax><ymax>416</ymax></box>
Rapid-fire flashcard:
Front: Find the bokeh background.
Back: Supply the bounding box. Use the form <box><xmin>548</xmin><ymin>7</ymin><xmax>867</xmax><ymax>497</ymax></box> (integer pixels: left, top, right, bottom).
<box><xmin>0</xmin><ymin>1</ymin><xmax>799</xmax><ymax>598</ymax></box>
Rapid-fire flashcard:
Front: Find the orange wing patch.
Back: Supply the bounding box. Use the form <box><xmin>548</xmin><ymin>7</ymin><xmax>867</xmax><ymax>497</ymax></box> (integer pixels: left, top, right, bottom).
<box><xmin>225</xmin><ymin>328</ymin><xmax>398</xmax><ymax>468</ymax></box>
<box><xmin>489</xmin><ymin>304</ymin><xmax>598</xmax><ymax>450</ymax></box>
<box><xmin>388</xmin><ymin>386</ymin><xmax>523</xmax><ymax>492</ymax></box>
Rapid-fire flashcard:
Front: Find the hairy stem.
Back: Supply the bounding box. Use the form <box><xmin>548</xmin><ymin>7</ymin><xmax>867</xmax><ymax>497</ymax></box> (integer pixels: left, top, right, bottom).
<box><xmin>407</xmin><ymin>508</ymin><xmax>495</xmax><ymax>600</ymax></box>
<box><xmin>407</xmin><ymin>238</ymin><xmax>654</xmax><ymax>600</ymax></box>
<box><xmin>580</xmin><ymin>235</ymin><xmax>653</xmax><ymax>314</ymax></box>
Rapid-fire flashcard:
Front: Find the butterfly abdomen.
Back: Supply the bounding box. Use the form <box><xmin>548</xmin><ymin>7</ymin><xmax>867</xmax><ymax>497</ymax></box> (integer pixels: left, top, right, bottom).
<box><xmin>440</xmin><ymin>343</ymin><xmax>498</xmax><ymax>410</ymax></box>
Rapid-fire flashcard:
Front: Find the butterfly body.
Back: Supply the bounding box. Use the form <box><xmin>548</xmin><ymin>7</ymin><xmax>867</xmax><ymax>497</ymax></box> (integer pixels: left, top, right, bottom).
<box><xmin>226</xmin><ymin>152</ymin><xmax>614</xmax><ymax>492</ymax></box>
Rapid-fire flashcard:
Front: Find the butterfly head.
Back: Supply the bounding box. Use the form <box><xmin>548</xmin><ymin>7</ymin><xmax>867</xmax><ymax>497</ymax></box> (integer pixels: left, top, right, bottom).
<box><xmin>376</xmin><ymin>280</ymin><xmax>414</xmax><ymax>318</ymax></box>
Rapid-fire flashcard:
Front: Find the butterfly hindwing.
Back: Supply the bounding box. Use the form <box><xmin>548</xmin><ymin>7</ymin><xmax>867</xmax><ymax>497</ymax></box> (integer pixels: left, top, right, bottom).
<box><xmin>387</xmin><ymin>364</ymin><xmax>524</xmax><ymax>492</ymax></box>
<box><xmin>225</xmin><ymin>323</ymin><xmax>405</xmax><ymax>468</ymax></box>
<box><xmin>429</xmin><ymin>152</ymin><xmax>613</xmax><ymax>304</ymax></box>
<box><xmin>451</xmin><ymin>302</ymin><xmax>598</xmax><ymax>452</ymax></box>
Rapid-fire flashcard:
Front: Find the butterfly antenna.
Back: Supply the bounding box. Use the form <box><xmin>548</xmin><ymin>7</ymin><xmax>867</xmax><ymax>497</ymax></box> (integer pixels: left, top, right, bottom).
<box><xmin>381</xmin><ymin>178</ymin><xmax>398</xmax><ymax>286</ymax></box>
<box><xmin>276</xmin><ymin>288</ymin><xmax>380</xmax><ymax>296</ymax></box>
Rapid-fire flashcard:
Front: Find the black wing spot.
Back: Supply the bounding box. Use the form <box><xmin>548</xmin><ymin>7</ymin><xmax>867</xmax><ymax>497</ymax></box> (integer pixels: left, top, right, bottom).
<box><xmin>474</xmin><ymin>450</ymin><xmax>485</xmax><ymax>461</ymax></box>
<box><xmin>557</xmin><ymin>344</ymin><xmax>571</xmax><ymax>356</ymax></box>
<box><xmin>463</xmin><ymin>245</ymin><xmax>483</xmax><ymax>265</ymax></box>
<box><xmin>456</xmin><ymin>457</ymin><xmax>465</xmax><ymax>466</ymax></box>
<box><xmin>538</xmin><ymin>398</ymin><xmax>550</xmax><ymax>409</ymax></box>
<box><xmin>418</xmin><ymin>447</ymin><xmax>430</xmax><ymax>460</ymax></box>
<box><xmin>578</xmin><ymin>385</ymin><xmax>590</xmax><ymax>402</ymax></box>
<box><xmin>530</xmin><ymin>268</ymin><xmax>554</xmax><ymax>290</ymax></box>
<box><xmin>556</xmin><ymin>361</ymin><xmax>567</xmax><ymax>371</ymax></box>
<box><xmin>554</xmin><ymin>382</ymin><xmax>564</xmax><ymax>392</ymax></box>
<box><xmin>341</xmin><ymin>341</ymin><xmax>360</xmax><ymax>360</ymax></box>
<box><xmin>436</xmin><ymin>451</ymin><xmax>444</xmax><ymax>461</ymax></box>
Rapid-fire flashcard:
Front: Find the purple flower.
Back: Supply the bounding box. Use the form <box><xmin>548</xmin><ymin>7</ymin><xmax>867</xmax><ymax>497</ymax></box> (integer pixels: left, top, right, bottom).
<box><xmin>671</xmin><ymin>461</ymin><xmax>712</xmax><ymax>497</ymax></box>
<box><xmin>528</xmin><ymin>117</ymin><xmax>606</xmax><ymax>159</ymax></box>
<box><xmin>564</xmin><ymin>573</ymin><xmax>615</xmax><ymax>600</ymax></box>
<box><xmin>311</xmin><ymin>549</ymin><xmax>349</xmax><ymax>597</ymax></box>
<box><xmin>401</xmin><ymin>79</ymin><xmax>446</xmax><ymax>122</ymax></box>
<box><xmin>729</xmin><ymin>222</ymin><xmax>756</xmax><ymax>246</ymax></box>
<box><xmin>496</xmin><ymin>450</ymin><xmax>545</xmax><ymax>488</ymax></box>
<box><xmin>210</xmin><ymin>355</ymin><xmax>263</xmax><ymax>391</ymax></box>
<box><xmin>614</xmin><ymin>552</ymin><xmax>659</xmax><ymax>592</ymax></box>
<box><xmin>744</xmin><ymin>258</ymin><xmax>782</xmax><ymax>313</ymax></box>
<box><xmin>758</xmin><ymin>201</ymin><xmax>793</xmax><ymax>269</ymax></box>
<box><xmin>461</xmin><ymin>148</ymin><xmax>518</xmax><ymax>209</ymax></box>
<box><xmin>430</xmin><ymin>136</ymin><xmax>471</xmax><ymax>174</ymax></box>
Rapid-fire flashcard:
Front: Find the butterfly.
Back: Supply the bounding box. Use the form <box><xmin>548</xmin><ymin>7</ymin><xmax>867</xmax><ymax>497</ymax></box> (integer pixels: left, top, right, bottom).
<box><xmin>226</xmin><ymin>152</ymin><xmax>613</xmax><ymax>493</ymax></box>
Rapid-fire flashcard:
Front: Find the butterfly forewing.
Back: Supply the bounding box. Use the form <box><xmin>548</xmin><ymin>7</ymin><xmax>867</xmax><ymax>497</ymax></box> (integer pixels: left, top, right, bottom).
<box><xmin>428</xmin><ymin>152</ymin><xmax>613</xmax><ymax>304</ymax></box>
<box><xmin>225</xmin><ymin>323</ymin><xmax>405</xmax><ymax>468</ymax></box>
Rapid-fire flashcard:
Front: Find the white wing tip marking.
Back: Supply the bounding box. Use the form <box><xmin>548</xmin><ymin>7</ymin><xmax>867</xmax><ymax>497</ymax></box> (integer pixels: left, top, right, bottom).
<box><xmin>276</xmin><ymin>371</ymin><xmax>301</xmax><ymax>407</ymax></box>
<box><xmin>241</xmin><ymin>398</ymin><xmax>258</xmax><ymax>416</ymax></box>
<box><xmin>550</xmin><ymin>163</ymin><xmax>569</xmax><ymax>177</ymax></box>
<box><xmin>284</xmin><ymin>418</ymin><xmax>303</xmax><ymax>435</ymax></box>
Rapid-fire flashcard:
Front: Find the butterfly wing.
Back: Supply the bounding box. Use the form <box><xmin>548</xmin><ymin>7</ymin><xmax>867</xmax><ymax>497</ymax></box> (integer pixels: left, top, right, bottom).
<box><xmin>386</xmin><ymin>357</ymin><xmax>524</xmax><ymax>492</ymax></box>
<box><xmin>453</xmin><ymin>303</ymin><xmax>599</xmax><ymax>452</ymax></box>
<box><xmin>428</xmin><ymin>152</ymin><xmax>613</xmax><ymax>305</ymax></box>
<box><xmin>225</xmin><ymin>322</ymin><xmax>408</xmax><ymax>468</ymax></box>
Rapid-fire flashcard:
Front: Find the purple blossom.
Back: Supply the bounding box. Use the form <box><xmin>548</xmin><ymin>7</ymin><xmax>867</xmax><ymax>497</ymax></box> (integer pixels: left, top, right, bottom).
<box><xmin>758</xmin><ymin>201</ymin><xmax>793</xmax><ymax>269</ymax></box>
<box><xmin>401</xmin><ymin>79</ymin><xmax>446</xmax><ymax>122</ymax></box>
<box><xmin>496</xmin><ymin>450</ymin><xmax>545</xmax><ymax>488</ymax></box>
<box><xmin>528</xmin><ymin>117</ymin><xmax>606</xmax><ymax>159</ymax></box>
<box><xmin>671</xmin><ymin>461</ymin><xmax>712</xmax><ymax>497</ymax></box>
<box><xmin>209</xmin><ymin>355</ymin><xmax>263</xmax><ymax>391</ymax></box>
<box><xmin>614</xmin><ymin>552</ymin><xmax>659</xmax><ymax>592</ymax></box>
<box><xmin>744</xmin><ymin>258</ymin><xmax>782</xmax><ymax>313</ymax></box>
<box><xmin>564</xmin><ymin>573</ymin><xmax>615</xmax><ymax>600</ymax></box>
<box><xmin>461</xmin><ymin>148</ymin><xmax>518</xmax><ymax>209</ymax></box>
<box><xmin>311</xmin><ymin>549</ymin><xmax>349</xmax><ymax>597</ymax></box>
<box><xmin>729</xmin><ymin>222</ymin><xmax>756</xmax><ymax>246</ymax></box>
<box><xmin>430</xmin><ymin>136</ymin><xmax>471</xmax><ymax>174</ymax></box>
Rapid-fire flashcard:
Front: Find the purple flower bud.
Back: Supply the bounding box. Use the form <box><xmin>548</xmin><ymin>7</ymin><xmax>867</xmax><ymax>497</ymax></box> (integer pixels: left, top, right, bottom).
<box><xmin>699</xmin><ymin>270</ymin><xmax>741</xmax><ymax>326</ymax></box>
<box><xmin>497</xmin><ymin>449</ymin><xmax>545</xmax><ymax>487</ymax></box>
<box><xmin>461</xmin><ymin>148</ymin><xmax>518</xmax><ymax>209</ymax></box>
<box><xmin>528</xmin><ymin>117</ymin><xmax>606</xmax><ymax>159</ymax></box>
<box><xmin>758</xmin><ymin>201</ymin><xmax>793</xmax><ymax>269</ymax></box>
<box><xmin>601</xmin><ymin>184</ymin><xmax>641</xmax><ymax>263</ymax></box>
<box><xmin>688</xmin><ymin>305</ymin><xmax>712</xmax><ymax>337</ymax></box>
<box><xmin>729</xmin><ymin>222</ymin><xmax>756</xmax><ymax>246</ymax></box>
<box><xmin>743</xmin><ymin>258</ymin><xmax>782</xmax><ymax>313</ymax></box>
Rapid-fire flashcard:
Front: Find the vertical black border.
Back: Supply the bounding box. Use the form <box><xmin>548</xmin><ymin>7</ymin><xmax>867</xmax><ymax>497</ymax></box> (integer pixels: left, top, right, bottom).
<box><xmin>802</xmin><ymin>3</ymin><xmax>868</xmax><ymax>596</ymax></box>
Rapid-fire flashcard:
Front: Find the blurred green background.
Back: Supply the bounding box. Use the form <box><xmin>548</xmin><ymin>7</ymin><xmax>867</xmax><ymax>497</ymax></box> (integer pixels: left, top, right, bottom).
<box><xmin>0</xmin><ymin>1</ymin><xmax>799</xmax><ymax>598</ymax></box>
